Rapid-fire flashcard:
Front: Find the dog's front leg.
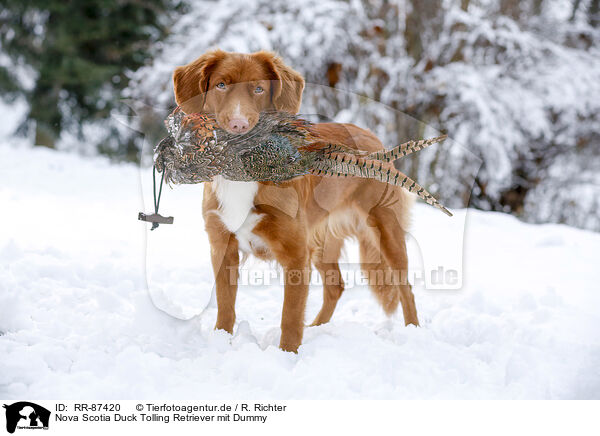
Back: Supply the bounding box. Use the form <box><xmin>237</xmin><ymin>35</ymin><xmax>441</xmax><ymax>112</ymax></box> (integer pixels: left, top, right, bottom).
<box><xmin>205</xmin><ymin>218</ymin><xmax>240</xmax><ymax>334</ymax></box>
<box><xmin>253</xmin><ymin>209</ymin><xmax>309</xmax><ymax>353</ymax></box>
<box><xmin>213</xmin><ymin>234</ymin><xmax>240</xmax><ymax>334</ymax></box>
<box><xmin>279</xmin><ymin>258</ymin><xmax>310</xmax><ymax>352</ymax></box>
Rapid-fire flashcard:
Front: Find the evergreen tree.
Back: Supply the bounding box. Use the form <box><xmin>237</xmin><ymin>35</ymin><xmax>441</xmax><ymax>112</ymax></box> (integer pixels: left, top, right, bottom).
<box><xmin>0</xmin><ymin>0</ymin><xmax>182</xmax><ymax>152</ymax></box>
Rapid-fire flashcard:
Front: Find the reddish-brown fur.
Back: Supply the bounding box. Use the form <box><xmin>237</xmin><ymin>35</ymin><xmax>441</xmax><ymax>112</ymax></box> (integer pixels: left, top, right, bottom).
<box><xmin>173</xmin><ymin>50</ymin><xmax>417</xmax><ymax>352</ymax></box>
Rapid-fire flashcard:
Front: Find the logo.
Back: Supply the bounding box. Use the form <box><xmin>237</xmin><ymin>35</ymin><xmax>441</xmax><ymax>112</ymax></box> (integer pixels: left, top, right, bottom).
<box><xmin>3</xmin><ymin>402</ymin><xmax>50</xmax><ymax>434</ymax></box>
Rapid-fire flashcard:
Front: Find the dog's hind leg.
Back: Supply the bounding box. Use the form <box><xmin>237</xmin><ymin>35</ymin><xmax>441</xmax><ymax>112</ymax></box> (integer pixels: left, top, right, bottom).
<box><xmin>310</xmin><ymin>235</ymin><xmax>345</xmax><ymax>326</ymax></box>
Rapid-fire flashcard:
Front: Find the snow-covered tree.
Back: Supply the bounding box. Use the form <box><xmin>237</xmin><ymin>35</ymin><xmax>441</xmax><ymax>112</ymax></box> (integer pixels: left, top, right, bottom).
<box><xmin>0</xmin><ymin>0</ymin><xmax>183</xmax><ymax>157</ymax></box>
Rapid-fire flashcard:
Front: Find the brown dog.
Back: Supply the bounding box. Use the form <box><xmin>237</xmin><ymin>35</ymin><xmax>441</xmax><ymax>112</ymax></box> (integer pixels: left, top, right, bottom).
<box><xmin>173</xmin><ymin>50</ymin><xmax>417</xmax><ymax>352</ymax></box>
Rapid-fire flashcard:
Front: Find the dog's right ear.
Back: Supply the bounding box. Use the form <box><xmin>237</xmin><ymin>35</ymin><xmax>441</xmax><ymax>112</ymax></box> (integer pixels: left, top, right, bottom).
<box><xmin>173</xmin><ymin>49</ymin><xmax>226</xmax><ymax>113</ymax></box>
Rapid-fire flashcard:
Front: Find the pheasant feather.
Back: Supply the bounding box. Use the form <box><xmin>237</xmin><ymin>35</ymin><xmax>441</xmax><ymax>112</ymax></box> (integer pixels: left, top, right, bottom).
<box><xmin>154</xmin><ymin>108</ymin><xmax>452</xmax><ymax>216</ymax></box>
<box><xmin>366</xmin><ymin>135</ymin><xmax>448</xmax><ymax>162</ymax></box>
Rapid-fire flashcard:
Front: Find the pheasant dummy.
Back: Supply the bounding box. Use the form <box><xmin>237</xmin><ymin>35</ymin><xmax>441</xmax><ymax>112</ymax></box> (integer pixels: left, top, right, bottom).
<box><xmin>153</xmin><ymin>107</ymin><xmax>452</xmax><ymax>216</ymax></box>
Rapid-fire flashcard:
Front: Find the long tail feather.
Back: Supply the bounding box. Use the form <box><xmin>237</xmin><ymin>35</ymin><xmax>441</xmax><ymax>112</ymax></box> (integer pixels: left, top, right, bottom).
<box><xmin>312</xmin><ymin>157</ymin><xmax>452</xmax><ymax>216</ymax></box>
<box><xmin>313</xmin><ymin>134</ymin><xmax>447</xmax><ymax>162</ymax></box>
<box><xmin>365</xmin><ymin>134</ymin><xmax>448</xmax><ymax>162</ymax></box>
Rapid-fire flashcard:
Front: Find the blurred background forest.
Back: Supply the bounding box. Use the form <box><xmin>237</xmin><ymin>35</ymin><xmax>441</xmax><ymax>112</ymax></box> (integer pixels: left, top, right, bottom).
<box><xmin>1</xmin><ymin>0</ymin><xmax>599</xmax><ymax>231</ymax></box>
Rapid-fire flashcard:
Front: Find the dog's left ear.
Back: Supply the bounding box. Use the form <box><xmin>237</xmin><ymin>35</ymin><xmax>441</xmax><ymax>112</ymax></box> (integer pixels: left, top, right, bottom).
<box><xmin>253</xmin><ymin>51</ymin><xmax>305</xmax><ymax>114</ymax></box>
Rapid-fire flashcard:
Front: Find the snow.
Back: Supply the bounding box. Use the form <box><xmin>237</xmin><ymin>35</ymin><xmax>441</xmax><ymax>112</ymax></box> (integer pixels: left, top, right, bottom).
<box><xmin>1</xmin><ymin>144</ymin><xmax>599</xmax><ymax>399</ymax></box>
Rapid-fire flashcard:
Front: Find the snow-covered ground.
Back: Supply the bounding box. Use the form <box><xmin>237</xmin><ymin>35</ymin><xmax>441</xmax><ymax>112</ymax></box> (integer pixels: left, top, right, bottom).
<box><xmin>1</xmin><ymin>144</ymin><xmax>599</xmax><ymax>399</ymax></box>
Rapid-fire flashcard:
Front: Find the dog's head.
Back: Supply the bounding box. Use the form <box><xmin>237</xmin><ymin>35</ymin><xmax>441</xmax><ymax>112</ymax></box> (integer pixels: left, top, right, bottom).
<box><xmin>172</xmin><ymin>50</ymin><xmax>304</xmax><ymax>134</ymax></box>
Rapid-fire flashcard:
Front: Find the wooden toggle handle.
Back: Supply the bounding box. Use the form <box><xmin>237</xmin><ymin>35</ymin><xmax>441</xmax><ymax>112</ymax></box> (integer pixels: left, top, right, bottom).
<box><xmin>138</xmin><ymin>212</ymin><xmax>174</xmax><ymax>225</ymax></box>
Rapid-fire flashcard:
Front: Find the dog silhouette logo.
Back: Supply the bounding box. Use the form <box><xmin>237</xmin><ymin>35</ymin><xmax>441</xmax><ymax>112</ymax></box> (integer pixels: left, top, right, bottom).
<box><xmin>3</xmin><ymin>402</ymin><xmax>50</xmax><ymax>434</ymax></box>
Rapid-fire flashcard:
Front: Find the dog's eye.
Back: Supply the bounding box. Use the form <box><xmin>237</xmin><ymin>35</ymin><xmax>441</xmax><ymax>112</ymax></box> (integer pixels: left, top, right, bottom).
<box><xmin>254</xmin><ymin>86</ymin><xmax>264</xmax><ymax>94</ymax></box>
<box><xmin>216</xmin><ymin>82</ymin><xmax>226</xmax><ymax>90</ymax></box>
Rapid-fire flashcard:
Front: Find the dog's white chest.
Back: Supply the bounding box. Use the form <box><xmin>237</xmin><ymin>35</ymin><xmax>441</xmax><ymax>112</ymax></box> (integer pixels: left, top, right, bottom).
<box><xmin>212</xmin><ymin>176</ymin><xmax>266</xmax><ymax>253</ymax></box>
